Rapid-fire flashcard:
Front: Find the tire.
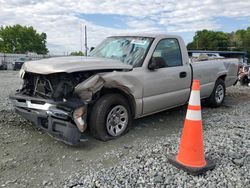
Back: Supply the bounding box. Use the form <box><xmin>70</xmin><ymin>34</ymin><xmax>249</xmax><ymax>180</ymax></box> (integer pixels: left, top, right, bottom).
<box><xmin>206</xmin><ymin>79</ymin><xmax>226</xmax><ymax>107</ymax></box>
<box><xmin>89</xmin><ymin>94</ymin><xmax>132</xmax><ymax>141</ymax></box>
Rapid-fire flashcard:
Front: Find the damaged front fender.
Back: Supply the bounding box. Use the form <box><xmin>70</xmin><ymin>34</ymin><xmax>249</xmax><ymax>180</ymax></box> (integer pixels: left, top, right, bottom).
<box><xmin>74</xmin><ymin>70</ymin><xmax>144</xmax><ymax>118</ymax></box>
<box><xmin>74</xmin><ymin>71</ymin><xmax>143</xmax><ymax>102</ymax></box>
<box><xmin>75</xmin><ymin>74</ymin><xmax>105</xmax><ymax>101</ymax></box>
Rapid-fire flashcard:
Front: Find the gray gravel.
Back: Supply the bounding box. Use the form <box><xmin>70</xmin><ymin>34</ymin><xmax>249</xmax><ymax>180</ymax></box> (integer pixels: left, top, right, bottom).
<box><xmin>0</xmin><ymin>71</ymin><xmax>22</xmax><ymax>110</ymax></box>
<box><xmin>0</xmin><ymin>71</ymin><xmax>186</xmax><ymax>187</ymax></box>
<box><xmin>64</xmin><ymin>86</ymin><xmax>250</xmax><ymax>188</ymax></box>
<box><xmin>0</xmin><ymin>71</ymin><xmax>249</xmax><ymax>187</ymax></box>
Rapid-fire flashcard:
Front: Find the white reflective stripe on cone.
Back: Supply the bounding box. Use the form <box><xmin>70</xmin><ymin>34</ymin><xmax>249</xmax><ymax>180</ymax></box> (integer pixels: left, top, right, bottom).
<box><xmin>189</xmin><ymin>90</ymin><xmax>201</xmax><ymax>106</ymax></box>
<box><xmin>186</xmin><ymin>109</ymin><xmax>202</xmax><ymax>121</ymax></box>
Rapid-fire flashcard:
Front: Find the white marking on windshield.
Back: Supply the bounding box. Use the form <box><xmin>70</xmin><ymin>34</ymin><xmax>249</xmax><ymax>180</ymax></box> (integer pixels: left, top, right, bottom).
<box><xmin>131</xmin><ymin>40</ymin><xmax>147</xmax><ymax>45</ymax></box>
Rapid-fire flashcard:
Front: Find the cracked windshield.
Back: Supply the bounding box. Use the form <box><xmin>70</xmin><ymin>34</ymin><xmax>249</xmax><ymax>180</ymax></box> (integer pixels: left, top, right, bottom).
<box><xmin>90</xmin><ymin>37</ymin><xmax>152</xmax><ymax>66</ymax></box>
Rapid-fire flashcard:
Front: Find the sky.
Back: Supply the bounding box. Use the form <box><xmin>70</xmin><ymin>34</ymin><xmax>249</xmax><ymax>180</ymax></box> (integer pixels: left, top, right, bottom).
<box><xmin>0</xmin><ymin>0</ymin><xmax>250</xmax><ymax>54</ymax></box>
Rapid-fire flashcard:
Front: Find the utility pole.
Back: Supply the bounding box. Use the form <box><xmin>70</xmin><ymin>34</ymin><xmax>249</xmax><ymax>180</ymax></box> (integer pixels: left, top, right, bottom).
<box><xmin>80</xmin><ymin>24</ymin><xmax>83</xmax><ymax>53</ymax></box>
<box><xmin>0</xmin><ymin>38</ymin><xmax>5</xmax><ymax>65</ymax></box>
<box><xmin>84</xmin><ymin>25</ymin><xmax>88</xmax><ymax>56</ymax></box>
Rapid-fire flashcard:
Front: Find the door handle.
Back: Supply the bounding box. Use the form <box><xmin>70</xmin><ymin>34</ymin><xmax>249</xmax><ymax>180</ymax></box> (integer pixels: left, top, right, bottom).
<box><xmin>179</xmin><ymin>72</ymin><xmax>187</xmax><ymax>78</ymax></box>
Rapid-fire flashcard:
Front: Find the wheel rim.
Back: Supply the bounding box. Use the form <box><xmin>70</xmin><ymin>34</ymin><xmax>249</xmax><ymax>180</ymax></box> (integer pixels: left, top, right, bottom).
<box><xmin>106</xmin><ymin>105</ymin><xmax>128</xmax><ymax>137</ymax></box>
<box><xmin>215</xmin><ymin>84</ymin><xmax>224</xmax><ymax>103</ymax></box>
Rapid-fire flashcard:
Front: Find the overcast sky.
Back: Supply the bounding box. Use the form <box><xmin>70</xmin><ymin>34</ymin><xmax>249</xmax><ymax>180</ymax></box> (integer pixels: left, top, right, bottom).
<box><xmin>1</xmin><ymin>0</ymin><xmax>250</xmax><ymax>54</ymax></box>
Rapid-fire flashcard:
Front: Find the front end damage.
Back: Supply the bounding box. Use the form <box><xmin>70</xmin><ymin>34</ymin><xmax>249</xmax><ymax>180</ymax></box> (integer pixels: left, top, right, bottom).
<box><xmin>10</xmin><ymin>67</ymin><xmax>137</xmax><ymax>145</ymax></box>
<box><xmin>9</xmin><ymin>71</ymin><xmax>95</xmax><ymax>145</ymax></box>
<box><xmin>10</xmin><ymin>93</ymin><xmax>88</xmax><ymax>145</ymax></box>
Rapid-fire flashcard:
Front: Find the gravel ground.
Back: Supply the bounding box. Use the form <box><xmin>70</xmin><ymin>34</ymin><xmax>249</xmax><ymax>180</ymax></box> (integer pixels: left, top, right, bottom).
<box><xmin>64</xmin><ymin>101</ymin><xmax>250</xmax><ymax>188</ymax></box>
<box><xmin>0</xmin><ymin>71</ymin><xmax>249</xmax><ymax>188</ymax></box>
<box><xmin>64</xmin><ymin>84</ymin><xmax>250</xmax><ymax>187</ymax></box>
<box><xmin>0</xmin><ymin>71</ymin><xmax>22</xmax><ymax>110</ymax></box>
<box><xmin>0</xmin><ymin>71</ymin><xmax>185</xmax><ymax>188</ymax></box>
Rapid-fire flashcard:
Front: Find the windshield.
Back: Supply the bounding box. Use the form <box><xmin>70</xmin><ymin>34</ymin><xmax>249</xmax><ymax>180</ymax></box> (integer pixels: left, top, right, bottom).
<box><xmin>89</xmin><ymin>37</ymin><xmax>153</xmax><ymax>67</ymax></box>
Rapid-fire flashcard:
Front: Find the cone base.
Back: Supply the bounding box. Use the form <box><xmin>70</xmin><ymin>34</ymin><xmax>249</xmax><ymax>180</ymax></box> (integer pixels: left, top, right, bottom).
<box><xmin>168</xmin><ymin>154</ymin><xmax>215</xmax><ymax>176</ymax></box>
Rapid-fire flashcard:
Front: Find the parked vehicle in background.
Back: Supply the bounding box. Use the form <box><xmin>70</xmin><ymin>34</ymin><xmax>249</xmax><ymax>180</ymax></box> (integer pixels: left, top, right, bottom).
<box><xmin>0</xmin><ymin>60</ymin><xmax>7</xmax><ymax>70</ymax></box>
<box><xmin>10</xmin><ymin>34</ymin><xmax>239</xmax><ymax>145</ymax></box>
<box><xmin>206</xmin><ymin>53</ymin><xmax>224</xmax><ymax>59</ymax></box>
<box><xmin>189</xmin><ymin>53</ymin><xmax>225</xmax><ymax>62</ymax></box>
<box><xmin>189</xmin><ymin>50</ymin><xmax>248</xmax><ymax>66</ymax></box>
<box><xmin>238</xmin><ymin>65</ymin><xmax>250</xmax><ymax>86</ymax></box>
<box><xmin>12</xmin><ymin>57</ymin><xmax>32</xmax><ymax>70</ymax></box>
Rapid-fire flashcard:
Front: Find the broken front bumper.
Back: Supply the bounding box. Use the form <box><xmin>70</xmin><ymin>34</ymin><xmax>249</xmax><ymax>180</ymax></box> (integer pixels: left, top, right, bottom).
<box><xmin>9</xmin><ymin>94</ymin><xmax>86</xmax><ymax>145</ymax></box>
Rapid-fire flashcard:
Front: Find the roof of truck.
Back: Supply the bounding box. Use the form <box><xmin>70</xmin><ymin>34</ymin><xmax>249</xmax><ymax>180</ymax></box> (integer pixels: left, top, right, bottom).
<box><xmin>188</xmin><ymin>50</ymin><xmax>247</xmax><ymax>55</ymax></box>
<box><xmin>109</xmin><ymin>33</ymin><xmax>180</xmax><ymax>39</ymax></box>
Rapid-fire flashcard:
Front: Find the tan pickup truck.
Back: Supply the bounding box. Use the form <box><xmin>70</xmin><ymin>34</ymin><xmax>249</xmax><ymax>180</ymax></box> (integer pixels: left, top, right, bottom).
<box><xmin>10</xmin><ymin>34</ymin><xmax>239</xmax><ymax>145</ymax></box>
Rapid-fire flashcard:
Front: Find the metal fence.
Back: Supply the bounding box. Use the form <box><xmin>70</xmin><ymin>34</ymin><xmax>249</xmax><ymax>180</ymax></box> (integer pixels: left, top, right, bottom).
<box><xmin>0</xmin><ymin>53</ymin><xmax>63</xmax><ymax>70</ymax></box>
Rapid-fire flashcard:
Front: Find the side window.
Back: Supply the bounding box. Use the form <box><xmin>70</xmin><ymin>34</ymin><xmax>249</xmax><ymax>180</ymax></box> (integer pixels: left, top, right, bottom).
<box><xmin>152</xmin><ymin>39</ymin><xmax>182</xmax><ymax>68</ymax></box>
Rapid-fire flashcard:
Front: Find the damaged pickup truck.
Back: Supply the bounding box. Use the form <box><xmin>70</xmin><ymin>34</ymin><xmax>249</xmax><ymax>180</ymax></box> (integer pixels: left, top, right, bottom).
<box><xmin>10</xmin><ymin>34</ymin><xmax>239</xmax><ymax>145</ymax></box>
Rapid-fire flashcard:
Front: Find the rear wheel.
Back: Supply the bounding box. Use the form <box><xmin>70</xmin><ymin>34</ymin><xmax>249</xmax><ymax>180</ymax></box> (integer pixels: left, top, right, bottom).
<box><xmin>89</xmin><ymin>94</ymin><xmax>132</xmax><ymax>141</ymax></box>
<box><xmin>206</xmin><ymin>79</ymin><xmax>226</xmax><ymax>107</ymax></box>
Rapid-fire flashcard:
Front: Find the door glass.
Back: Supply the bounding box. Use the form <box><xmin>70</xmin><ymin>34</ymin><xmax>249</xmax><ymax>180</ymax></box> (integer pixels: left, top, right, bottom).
<box><xmin>153</xmin><ymin>39</ymin><xmax>182</xmax><ymax>68</ymax></box>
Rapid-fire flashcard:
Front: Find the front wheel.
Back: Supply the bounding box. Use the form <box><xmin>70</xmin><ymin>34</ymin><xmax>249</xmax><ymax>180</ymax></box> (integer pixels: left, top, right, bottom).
<box><xmin>206</xmin><ymin>79</ymin><xmax>226</xmax><ymax>107</ymax></box>
<box><xmin>89</xmin><ymin>94</ymin><xmax>132</xmax><ymax>141</ymax></box>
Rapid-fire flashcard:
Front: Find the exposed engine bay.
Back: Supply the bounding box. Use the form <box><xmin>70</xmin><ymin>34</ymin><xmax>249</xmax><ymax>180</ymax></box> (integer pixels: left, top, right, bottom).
<box><xmin>19</xmin><ymin>70</ymin><xmax>110</xmax><ymax>101</ymax></box>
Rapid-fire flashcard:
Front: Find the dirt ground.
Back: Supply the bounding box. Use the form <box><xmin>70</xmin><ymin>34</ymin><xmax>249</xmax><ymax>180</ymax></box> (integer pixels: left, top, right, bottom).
<box><xmin>0</xmin><ymin>71</ymin><xmax>249</xmax><ymax>187</ymax></box>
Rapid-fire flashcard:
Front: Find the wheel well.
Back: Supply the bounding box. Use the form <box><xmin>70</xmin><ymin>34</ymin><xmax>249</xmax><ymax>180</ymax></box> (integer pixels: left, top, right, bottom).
<box><xmin>218</xmin><ymin>75</ymin><xmax>226</xmax><ymax>81</ymax></box>
<box><xmin>97</xmin><ymin>88</ymin><xmax>136</xmax><ymax>118</ymax></box>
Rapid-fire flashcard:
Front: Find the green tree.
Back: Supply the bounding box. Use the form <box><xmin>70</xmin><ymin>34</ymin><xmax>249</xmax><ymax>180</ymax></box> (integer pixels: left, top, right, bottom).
<box><xmin>228</xmin><ymin>28</ymin><xmax>250</xmax><ymax>59</ymax></box>
<box><xmin>235</xmin><ymin>28</ymin><xmax>250</xmax><ymax>57</ymax></box>
<box><xmin>0</xmin><ymin>24</ymin><xmax>48</xmax><ymax>54</ymax></box>
<box><xmin>187</xmin><ymin>28</ymin><xmax>250</xmax><ymax>60</ymax></box>
<box><xmin>187</xmin><ymin>30</ymin><xmax>230</xmax><ymax>51</ymax></box>
<box><xmin>70</xmin><ymin>51</ymin><xmax>84</xmax><ymax>56</ymax></box>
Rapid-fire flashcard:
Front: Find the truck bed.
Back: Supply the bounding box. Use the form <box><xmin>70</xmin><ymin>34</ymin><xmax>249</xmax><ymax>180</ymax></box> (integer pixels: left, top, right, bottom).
<box><xmin>191</xmin><ymin>58</ymin><xmax>239</xmax><ymax>98</ymax></box>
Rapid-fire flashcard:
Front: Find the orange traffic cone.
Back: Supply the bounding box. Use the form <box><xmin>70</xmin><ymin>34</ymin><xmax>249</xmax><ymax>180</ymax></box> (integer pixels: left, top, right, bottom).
<box><xmin>168</xmin><ymin>80</ymin><xmax>215</xmax><ymax>175</ymax></box>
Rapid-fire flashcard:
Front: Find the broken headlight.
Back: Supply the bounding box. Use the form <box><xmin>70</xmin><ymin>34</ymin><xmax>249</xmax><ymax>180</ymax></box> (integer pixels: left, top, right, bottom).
<box><xmin>19</xmin><ymin>68</ymin><xmax>25</xmax><ymax>79</ymax></box>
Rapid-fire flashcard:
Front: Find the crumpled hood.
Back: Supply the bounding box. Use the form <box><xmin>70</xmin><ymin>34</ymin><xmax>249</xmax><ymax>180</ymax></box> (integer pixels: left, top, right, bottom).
<box><xmin>22</xmin><ymin>56</ymin><xmax>133</xmax><ymax>74</ymax></box>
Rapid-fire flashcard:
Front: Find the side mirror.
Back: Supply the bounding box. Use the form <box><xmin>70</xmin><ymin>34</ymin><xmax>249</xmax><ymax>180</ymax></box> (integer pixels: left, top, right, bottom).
<box><xmin>148</xmin><ymin>57</ymin><xmax>165</xmax><ymax>70</ymax></box>
<box><xmin>90</xmin><ymin>47</ymin><xmax>95</xmax><ymax>52</ymax></box>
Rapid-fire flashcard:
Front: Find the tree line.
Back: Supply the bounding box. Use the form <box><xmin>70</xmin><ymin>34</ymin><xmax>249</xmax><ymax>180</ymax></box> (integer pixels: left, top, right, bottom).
<box><xmin>0</xmin><ymin>24</ymin><xmax>84</xmax><ymax>56</ymax></box>
<box><xmin>187</xmin><ymin>28</ymin><xmax>250</xmax><ymax>58</ymax></box>
<box><xmin>0</xmin><ymin>25</ymin><xmax>48</xmax><ymax>54</ymax></box>
<box><xmin>1</xmin><ymin>24</ymin><xmax>249</xmax><ymax>57</ymax></box>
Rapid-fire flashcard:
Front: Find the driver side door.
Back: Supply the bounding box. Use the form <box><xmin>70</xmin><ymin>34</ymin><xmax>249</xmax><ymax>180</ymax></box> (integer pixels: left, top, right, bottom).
<box><xmin>142</xmin><ymin>38</ymin><xmax>192</xmax><ymax>115</ymax></box>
